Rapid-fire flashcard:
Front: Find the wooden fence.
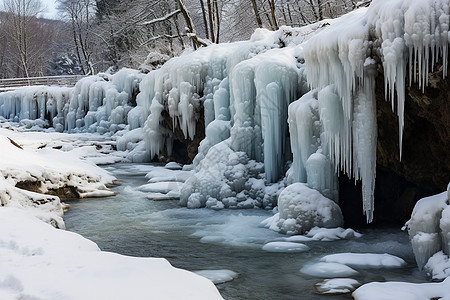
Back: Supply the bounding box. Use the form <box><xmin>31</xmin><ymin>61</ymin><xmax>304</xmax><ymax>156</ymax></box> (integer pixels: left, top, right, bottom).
<box><xmin>0</xmin><ymin>75</ymin><xmax>85</xmax><ymax>91</ymax></box>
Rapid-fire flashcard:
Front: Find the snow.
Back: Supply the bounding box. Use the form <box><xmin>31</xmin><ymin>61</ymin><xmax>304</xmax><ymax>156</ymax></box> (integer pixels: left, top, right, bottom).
<box><xmin>0</xmin><ymin>207</ymin><xmax>223</xmax><ymax>300</ymax></box>
<box><xmin>353</xmin><ymin>277</ymin><xmax>450</xmax><ymax>300</ymax></box>
<box><xmin>305</xmin><ymin>227</ymin><xmax>362</xmax><ymax>241</ymax></box>
<box><xmin>300</xmin><ymin>262</ymin><xmax>359</xmax><ymax>278</ymax></box>
<box><xmin>320</xmin><ymin>253</ymin><xmax>407</xmax><ymax>268</ymax></box>
<box><xmin>314</xmin><ymin>278</ymin><xmax>360</xmax><ymax>295</ymax></box>
<box><xmin>262</xmin><ymin>241</ymin><xmax>310</xmax><ymax>253</ymax></box>
<box><xmin>193</xmin><ymin>270</ymin><xmax>238</xmax><ymax>284</ymax></box>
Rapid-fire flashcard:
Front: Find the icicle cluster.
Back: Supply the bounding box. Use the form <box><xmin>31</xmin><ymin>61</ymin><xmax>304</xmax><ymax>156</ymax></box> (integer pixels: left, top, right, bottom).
<box><xmin>303</xmin><ymin>0</ymin><xmax>449</xmax><ymax>222</ymax></box>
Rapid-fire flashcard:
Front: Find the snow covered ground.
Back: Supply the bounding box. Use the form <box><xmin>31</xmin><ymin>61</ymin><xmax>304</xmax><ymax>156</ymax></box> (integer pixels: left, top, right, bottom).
<box><xmin>0</xmin><ymin>207</ymin><xmax>222</xmax><ymax>300</ymax></box>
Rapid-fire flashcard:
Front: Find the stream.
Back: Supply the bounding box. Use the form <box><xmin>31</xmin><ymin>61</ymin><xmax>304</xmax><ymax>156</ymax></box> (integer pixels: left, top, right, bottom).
<box><xmin>64</xmin><ymin>163</ymin><xmax>428</xmax><ymax>299</ymax></box>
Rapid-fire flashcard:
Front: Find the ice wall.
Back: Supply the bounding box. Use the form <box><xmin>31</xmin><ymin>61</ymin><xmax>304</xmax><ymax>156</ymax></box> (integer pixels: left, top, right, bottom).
<box><xmin>0</xmin><ymin>86</ymin><xmax>72</xmax><ymax>130</ymax></box>
<box><xmin>0</xmin><ymin>69</ymin><xmax>142</xmax><ymax>135</ymax></box>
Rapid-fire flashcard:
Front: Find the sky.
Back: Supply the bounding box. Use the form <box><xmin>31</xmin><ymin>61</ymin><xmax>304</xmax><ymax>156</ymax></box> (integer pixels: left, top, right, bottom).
<box><xmin>39</xmin><ymin>0</ymin><xmax>59</xmax><ymax>19</ymax></box>
<box><xmin>0</xmin><ymin>0</ymin><xmax>60</xmax><ymax>20</ymax></box>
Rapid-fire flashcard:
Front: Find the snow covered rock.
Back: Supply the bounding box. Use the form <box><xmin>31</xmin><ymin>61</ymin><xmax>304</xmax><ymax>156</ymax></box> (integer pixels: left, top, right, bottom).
<box><xmin>405</xmin><ymin>185</ymin><xmax>450</xmax><ymax>276</ymax></box>
<box><xmin>274</xmin><ymin>183</ymin><xmax>343</xmax><ymax>235</ymax></box>
<box><xmin>0</xmin><ymin>130</ymin><xmax>117</xmax><ymax>228</ymax></box>
<box><xmin>300</xmin><ymin>262</ymin><xmax>359</xmax><ymax>278</ymax></box>
<box><xmin>314</xmin><ymin>278</ymin><xmax>360</xmax><ymax>295</ymax></box>
<box><xmin>320</xmin><ymin>253</ymin><xmax>406</xmax><ymax>268</ymax></box>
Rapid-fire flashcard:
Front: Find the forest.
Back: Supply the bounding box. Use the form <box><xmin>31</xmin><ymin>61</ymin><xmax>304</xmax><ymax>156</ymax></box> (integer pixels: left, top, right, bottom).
<box><xmin>0</xmin><ymin>0</ymin><xmax>367</xmax><ymax>77</ymax></box>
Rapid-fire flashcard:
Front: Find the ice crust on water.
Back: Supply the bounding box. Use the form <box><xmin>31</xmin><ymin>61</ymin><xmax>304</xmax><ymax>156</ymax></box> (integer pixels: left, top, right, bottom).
<box><xmin>315</xmin><ymin>278</ymin><xmax>360</xmax><ymax>295</ymax></box>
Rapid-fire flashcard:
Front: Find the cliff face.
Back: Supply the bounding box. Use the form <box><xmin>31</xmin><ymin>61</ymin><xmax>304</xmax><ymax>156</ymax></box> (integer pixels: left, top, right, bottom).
<box><xmin>341</xmin><ymin>66</ymin><xmax>450</xmax><ymax>227</ymax></box>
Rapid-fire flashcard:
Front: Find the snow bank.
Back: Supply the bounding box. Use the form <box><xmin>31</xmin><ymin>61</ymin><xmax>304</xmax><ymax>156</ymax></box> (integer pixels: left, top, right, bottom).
<box><xmin>0</xmin><ymin>207</ymin><xmax>223</xmax><ymax>300</ymax></box>
<box><xmin>405</xmin><ymin>185</ymin><xmax>450</xmax><ymax>277</ymax></box>
<box><xmin>0</xmin><ymin>128</ymin><xmax>117</xmax><ymax>228</ymax></box>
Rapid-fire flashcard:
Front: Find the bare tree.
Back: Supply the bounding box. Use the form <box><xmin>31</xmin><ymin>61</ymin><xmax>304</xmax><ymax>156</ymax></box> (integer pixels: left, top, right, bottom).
<box><xmin>57</xmin><ymin>0</ymin><xmax>95</xmax><ymax>74</ymax></box>
<box><xmin>2</xmin><ymin>0</ymin><xmax>42</xmax><ymax>77</ymax></box>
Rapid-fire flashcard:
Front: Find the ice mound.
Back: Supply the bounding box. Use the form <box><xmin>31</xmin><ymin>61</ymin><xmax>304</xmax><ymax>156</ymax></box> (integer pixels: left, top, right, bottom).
<box><xmin>320</xmin><ymin>253</ymin><xmax>407</xmax><ymax>268</ymax></box>
<box><xmin>193</xmin><ymin>270</ymin><xmax>238</xmax><ymax>284</ymax></box>
<box><xmin>300</xmin><ymin>262</ymin><xmax>359</xmax><ymax>278</ymax></box>
<box><xmin>262</xmin><ymin>241</ymin><xmax>310</xmax><ymax>253</ymax></box>
<box><xmin>180</xmin><ymin>140</ymin><xmax>271</xmax><ymax>209</ymax></box>
<box><xmin>270</xmin><ymin>183</ymin><xmax>343</xmax><ymax>235</ymax></box>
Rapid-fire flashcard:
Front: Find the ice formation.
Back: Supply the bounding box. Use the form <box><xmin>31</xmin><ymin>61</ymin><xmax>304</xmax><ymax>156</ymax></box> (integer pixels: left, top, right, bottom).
<box><xmin>0</xmin><ymin>69</ymin><xmax>142</xmax><ymax>135</ymax></box>
<box><xmin>405</xmin><ymin>184</ymin><xmax>450</xmax><ymax>276</ymax></box>
<box><xmin>0</xmin><ymin>0</ymin><xmax>448</xmax><ymax>226</ymax></box>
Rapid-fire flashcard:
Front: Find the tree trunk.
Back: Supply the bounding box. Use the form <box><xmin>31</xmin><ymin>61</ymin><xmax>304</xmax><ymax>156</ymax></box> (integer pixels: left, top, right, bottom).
<box><xmin>206</xmin><ymin>0</ymin><xmax>215</xmax><ymax>42</ymax></box>
<box><xmin>176</xmin><ymin>0</ymin><xmax>204</xmax><ymax>49</ymax></box>
<box><xmin>199</xmin><ymin>0</ymin><xmax>209</xmax><ymax>39</ymax></box>
<box><xmin>250</xmin><ymin>0</ymin><xmax>263</xmax><ymax>28</ymax></box>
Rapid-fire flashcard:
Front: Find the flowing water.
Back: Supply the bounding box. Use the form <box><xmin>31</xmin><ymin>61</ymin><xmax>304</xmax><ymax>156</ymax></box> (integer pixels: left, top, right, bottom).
<box><xmin>64</xmin><ymin>163</ymin><xmax>428</xmax><ymax>299</ymax></box>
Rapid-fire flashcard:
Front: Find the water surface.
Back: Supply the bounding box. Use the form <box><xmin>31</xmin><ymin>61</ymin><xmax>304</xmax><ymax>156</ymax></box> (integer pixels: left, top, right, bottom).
<box><xmin>64</xmin><ymin>163</ymin><xmax>427</xmax><ymax>299</ymax></box>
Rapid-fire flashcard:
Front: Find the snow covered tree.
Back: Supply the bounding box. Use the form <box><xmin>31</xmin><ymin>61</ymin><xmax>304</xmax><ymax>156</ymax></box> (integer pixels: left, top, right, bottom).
<box><xmin>57</xmin><ymin>0</ymin><xmax>95</xmax><ymax>75</ymax></box>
